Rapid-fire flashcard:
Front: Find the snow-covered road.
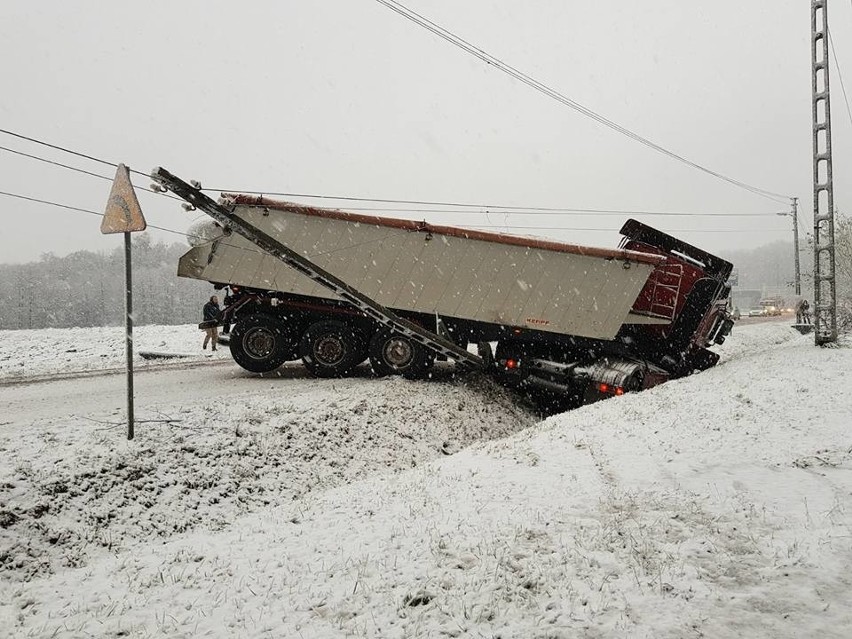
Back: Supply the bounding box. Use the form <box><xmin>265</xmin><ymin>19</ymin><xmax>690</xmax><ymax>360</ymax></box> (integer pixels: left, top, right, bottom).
<box><xmin>0</xmin><ymin>360</ymin><xmax>242</xmax><ymax>425</ymax></box>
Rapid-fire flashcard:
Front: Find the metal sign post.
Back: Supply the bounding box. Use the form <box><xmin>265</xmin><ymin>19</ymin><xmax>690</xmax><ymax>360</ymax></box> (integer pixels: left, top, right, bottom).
<box><xmin>101</xmin><ymin>164</ymin><xmax>147</xmax><ymax>440</ymax></box>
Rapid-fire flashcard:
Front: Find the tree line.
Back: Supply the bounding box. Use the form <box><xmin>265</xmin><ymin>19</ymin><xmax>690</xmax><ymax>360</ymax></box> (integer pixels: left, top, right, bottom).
<box><xmin>722</xmin><ymin>212</ymin><xmax>852</xmax><ymax>298</ymax></box>
<box><xmin>722</xmin><ymin>212</ymin><xmax>852</xmax><ymax>330</ymax></box>
<box><xmin>0</xmin><ymin>234</ymin><xmax>212</xmax><ymax>330</ymax></box>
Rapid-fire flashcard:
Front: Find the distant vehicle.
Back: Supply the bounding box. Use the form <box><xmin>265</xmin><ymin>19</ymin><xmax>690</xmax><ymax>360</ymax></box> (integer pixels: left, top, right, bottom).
<box><xmin>748</xmin><ymin>308</ymin><xmax>767</xmax><ymax>317</ymax></box>
<box><xmin>759</xmin><ymin>297</ymin><xmax>784</xmax><ymax>316</ymax></box>
<box><xmin>730</xmin><ymin>289</ymin><xmax>762</xmax><ymax>315</ymax></box>
<box><xmin>732</xmin><ymin>307</ymin><xmax>741</xmax><ymax>320</ymax></box>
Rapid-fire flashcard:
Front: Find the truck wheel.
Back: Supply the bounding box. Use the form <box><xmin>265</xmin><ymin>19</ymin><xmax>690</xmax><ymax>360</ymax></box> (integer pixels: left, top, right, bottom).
<box><xmin>299</xmin><ymin>321</ymin><xmax>365</xmax><ymax>378</ymax></box>
<box><xmin>623</xmin><ymin>371</ymin><xmax>644</xmax><ymax>392</ymax></box>
<box><xmin>493</xmin><ymin>340</ymin><xmax>532</xmax><ymax>386</ymax></box>
<box><xmin>368</xmin><ymin>330</ymin><xmax>433</xmax><ymax>379</ymax></box>
<box><xmin>229</xmin><ymin>314</ymin><xmax>295</xmax><ymax>373</ymax></box>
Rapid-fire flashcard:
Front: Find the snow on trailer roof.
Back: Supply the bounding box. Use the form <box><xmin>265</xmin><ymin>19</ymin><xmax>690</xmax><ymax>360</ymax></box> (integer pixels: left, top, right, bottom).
<box><xmin>223</xmin><ymin>193</ymin><xmax>667</xmax><ymax>266</ymax></box>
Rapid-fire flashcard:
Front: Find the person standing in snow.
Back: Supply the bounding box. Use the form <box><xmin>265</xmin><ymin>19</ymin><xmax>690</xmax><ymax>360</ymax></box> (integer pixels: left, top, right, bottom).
<box><xmin>202</xmin><ymin>295</ymin><xmax>221</xmax><ymax>350</ymax></box>
<box><xmin>221</xmin><ymin>287</ymin><xmax>234</xmax><ymax>335</ymax></box>
<box><xmin>801</xmin><ymin>299</ymin><xmax>811</xmax><ymax>324</ymax></box>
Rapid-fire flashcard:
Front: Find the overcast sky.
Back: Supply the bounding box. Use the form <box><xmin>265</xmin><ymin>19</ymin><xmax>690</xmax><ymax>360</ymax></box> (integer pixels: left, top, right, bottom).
<box><xmin>1</xmin><ymin>0</ymin><xmax>849</xmax><ymax>263</ymax></box>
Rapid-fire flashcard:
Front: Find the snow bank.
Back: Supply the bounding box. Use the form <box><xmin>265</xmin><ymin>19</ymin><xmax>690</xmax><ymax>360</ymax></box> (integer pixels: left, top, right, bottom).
<box><xmin>0</xmin><ymin>371</ymin><xmax>535</xmax><ymax>583</ymax></box>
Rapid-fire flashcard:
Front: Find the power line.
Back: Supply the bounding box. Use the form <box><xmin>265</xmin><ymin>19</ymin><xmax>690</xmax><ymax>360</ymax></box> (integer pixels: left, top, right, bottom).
<box><xmin>242</xmin><ymin>203</ymin><xmax>784</xmax><ymax>217</ymax></box>
<box><xmin>0</xmin><ymin>186</ymin><xmax>789</xmax><ymax>298</ymax></box>
<box><xmin>0</xmin><ymin>190</ymin><xmax>193</xmax><ymax>240</ymax></box>
<box><xmin>216</xmin><ymin>191</ymin><xmax>783</xmax><ymax>217</ymax></box>
<box><xmin>0</xmin><ymin>191</ymin><xmax>438</xmax><ymax>265</ymax></box>
<box><xmin>0</xmin><ymin>188</ymin><xmax>784</xmax><ymax>236</ymax></box>
<box><xmin>0</xmin><ymin>190</ymin><xmax>399</xmax><ymax>261</ymax></box>
<box><xmin>468</xmin><ymin>224</ymin><xmax>787</xmax><ymax>233</ymax></box>
<box><xmin>828</xmin><ymin>27</ymin><xmax>852</xmax><ymax>130</ymax></box>
<box><xmin>374</xmin><ymin>0</ymin><xmax>791</xmax><ymax>204</ymax></box>
<box><xmin>0</xmin><ymin>128</ymin><xmax>158</xmax><ymax>191</ymax></box>
<box><xmin>0</xmin><ymin>128</ymin><xmax>121</xmax><ymax>171</ymax></box>
<box><xmin>0</xmin><ymin>141</ymin><xmax>184</xmax><ymax>202</ymax></box>
<box><xmin>0</xmin><ymin>189</ymin><xmax>300</xmax><ymax>262</ymax></box>
<box><xmin>203</xmin><ymin>186</ymin><xmax>620</xmax><ymax>211</ymax></box>
<box><xmin>0</xmin><ymin>145</ymin><xmax>113</xmax><ymax>182</ymax></box>
<box><xmin>0</xmin><ymin>126</ymin><xmax>788</xmax><ymax>238</ymax></box>
<box><xmin>0</xmin><ymin>126</ymin><xmax>785</xmax><ymax>217</ymax></box>
<box><xmin>0</xmin><ymin>190</ymin><xmax>105</xmax><ymax>220</ymax></box>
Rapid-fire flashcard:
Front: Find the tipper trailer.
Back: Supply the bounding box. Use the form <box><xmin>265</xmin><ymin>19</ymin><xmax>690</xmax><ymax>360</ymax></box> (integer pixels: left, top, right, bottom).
<box><xmin>153</xmin><ymin>168</ymin><xmax>734</xmax><ymax>405</ymax></box>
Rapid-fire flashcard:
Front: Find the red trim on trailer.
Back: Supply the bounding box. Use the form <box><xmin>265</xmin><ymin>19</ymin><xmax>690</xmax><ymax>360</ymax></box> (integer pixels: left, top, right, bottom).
<box><xmin>222</xmin><ymin>194</ymin><xmax>667</xmax><ymax>266</ymax></box>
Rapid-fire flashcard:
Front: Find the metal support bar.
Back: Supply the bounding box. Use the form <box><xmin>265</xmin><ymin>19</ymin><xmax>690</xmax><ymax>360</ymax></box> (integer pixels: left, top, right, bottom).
<box><xmin>124</xmin><ymin>232</ymin><xmax>135</xmax><ymax>440</ymax></box>
<box><xmin>151</xmin><ymin>167</ymin><xmax>484</xmax><ymax>370</ymax></box>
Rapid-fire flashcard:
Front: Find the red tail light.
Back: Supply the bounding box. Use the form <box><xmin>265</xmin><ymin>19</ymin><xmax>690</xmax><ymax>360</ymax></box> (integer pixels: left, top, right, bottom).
<box><xmin>598</xmin><ymin>383</ymin><xmax>625</xmax><ymax>396</ymax></box>
<box><xmin>506</xmin><ymin>359</ymin><xmax>518</xmax><ymax>369</ymax></box>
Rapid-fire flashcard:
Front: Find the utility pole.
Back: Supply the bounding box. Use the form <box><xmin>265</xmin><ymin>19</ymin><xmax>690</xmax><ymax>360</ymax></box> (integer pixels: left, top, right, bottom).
<box><xmin>792</xmin><ymin>197</ymin><xmax>801</xmax><ymax>296</ymax></box>
<box><xmin>779</xmin><ymin>198</ymin><xmax>802</xmax><ymax>296</ymax></box>
<box><xmin>811</xmin><ymin>0</ymin><xmax>838</xmax><ymax>345</ymax></box>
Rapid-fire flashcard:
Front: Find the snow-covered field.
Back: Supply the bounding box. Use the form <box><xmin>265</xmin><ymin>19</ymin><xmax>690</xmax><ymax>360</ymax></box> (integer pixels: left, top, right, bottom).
<box><xmin>2</xmin><ymin>321</ymin><xmax>851</xmax><ymax>638</ymax></box>
<box><xmin>0</xmin><ymin>324</ymin><xmax>227</xmax><ymax>381</ymax></box>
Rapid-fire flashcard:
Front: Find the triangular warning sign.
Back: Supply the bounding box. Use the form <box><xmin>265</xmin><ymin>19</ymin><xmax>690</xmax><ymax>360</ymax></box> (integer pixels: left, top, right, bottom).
<box><xmin>101</xmin><ymin>164</ymin><xmax>146</xmax><ymax>234</ymax></box>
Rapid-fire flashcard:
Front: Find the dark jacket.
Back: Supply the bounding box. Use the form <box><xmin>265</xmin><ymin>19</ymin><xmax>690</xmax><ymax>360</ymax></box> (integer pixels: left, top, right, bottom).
<box><xmin>203</xmin><ymin>301</ymin><xmax>221</xmax><ymax>322</ymax></box>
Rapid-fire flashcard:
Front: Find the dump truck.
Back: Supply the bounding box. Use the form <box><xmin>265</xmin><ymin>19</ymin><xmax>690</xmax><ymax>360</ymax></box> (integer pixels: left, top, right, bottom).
<box><xmin>153</xmin><ymin>168</ymin><xmax>734</xmax><ymax>405</ymax></box>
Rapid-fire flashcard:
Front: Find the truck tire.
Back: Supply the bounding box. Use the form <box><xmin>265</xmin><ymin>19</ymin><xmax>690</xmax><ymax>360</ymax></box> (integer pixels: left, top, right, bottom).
<box><xmin>299</xmin><ymin>320</ymin><xmax>366</xmax><ymax>378</ymax></box>
<box><xmin>623</xmin><ymin>370</ymin><xmax>644</xmax><ymax>392</ymax></box>
<box><xmin>493</xmin><ymin>340</ymin><xmax>534</xmax><ymax>386</ymax></box>
<box><xmin>229</xmin><ymin>314</ymin><xmax>296</xmax><ymax>373</ymax></box>
<box><xmin>368</xmin><ymin>330</ymin><xmax>433</xmax><ymax>379</ymax></box>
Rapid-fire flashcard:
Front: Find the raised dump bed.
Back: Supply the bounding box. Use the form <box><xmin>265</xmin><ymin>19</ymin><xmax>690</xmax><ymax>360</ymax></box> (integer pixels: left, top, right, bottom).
<box><xmin>178</xmin><ymin>194</ymin><xmax>667</xmax><ymax>342</ymax></box>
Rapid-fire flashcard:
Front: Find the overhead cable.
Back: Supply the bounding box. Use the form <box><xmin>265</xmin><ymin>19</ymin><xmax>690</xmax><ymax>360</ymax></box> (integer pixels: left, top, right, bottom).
<box><xmin>469</xmin><ymin>224</ymin><xmax>788</xmax><ymax>233</ymax></box>
<box><xmin>0</xmin><ymin>145</ymin><xmax>113</xmax><ymax>182</ymax></box>
<box><xmin>0</xmin><ymin>141</ymin><xmax>184</xmax><ymax>202</ymax></box>
<box><xmin>828</xmin><ymin>27</ymin><xmax>852</xmax><ymax>129</ymax></box>
<box><xmin>0</xmin><ymin>126</ymin><xmax>786</xmax><ymax>219</ymax></box>
<box><xmin>374</xmin><ymin>0</ymin><xmax>792</xmax><ymax>204</ymax></box>
<box><xmin>0</xmin><ymin>128</ymin><xmax>122</xmax><ymax>171</ymax></box>
<box><xmin>0</xmin><ymin>188</ymin><xmax>785</xmax><ymax>236</ymax></box>
<box><xmin>0</xmin><ymin>190</ymin><xmax>193</xmax><ymax>240</ymax></box>
<box><xmin>239</xmin><ymin>202</ymin><xmax>784</xmax><ymax>217</ymax></box>
<box><xmin>216</xmin><ymin>192</ymin><xmax>784</xmax><ymax>217</ymax></box>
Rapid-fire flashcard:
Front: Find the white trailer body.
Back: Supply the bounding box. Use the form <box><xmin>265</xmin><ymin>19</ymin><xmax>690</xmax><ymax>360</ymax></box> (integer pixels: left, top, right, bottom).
<box><xmin>178</xmin><ymin>195</ymin><xmax>666</xmax><ymax>341</ymax></box>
